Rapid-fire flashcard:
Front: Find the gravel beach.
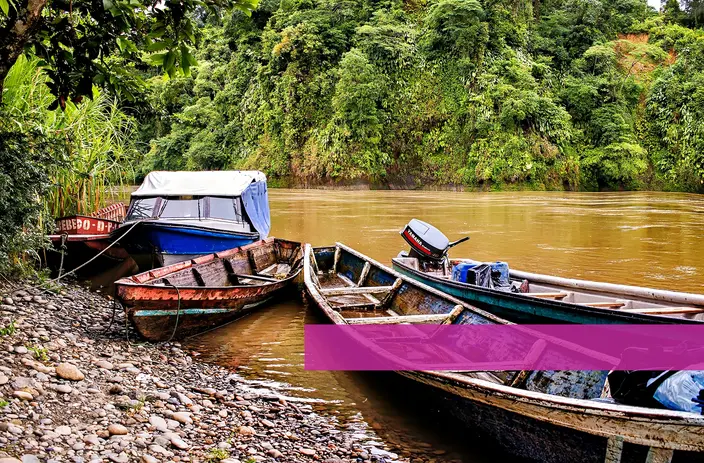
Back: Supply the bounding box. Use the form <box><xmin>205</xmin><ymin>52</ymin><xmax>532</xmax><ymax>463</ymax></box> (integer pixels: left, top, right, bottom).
<box><xmin>0</xmin><ymin>281</ymin><xmax>407</xmax><ymax>463</ymax></box>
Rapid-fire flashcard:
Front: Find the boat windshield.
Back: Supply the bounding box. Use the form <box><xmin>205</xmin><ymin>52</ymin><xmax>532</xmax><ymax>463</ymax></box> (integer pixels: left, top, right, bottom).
<box><xmin>126</xmin><ymin>196</ymin><xmax>249</xmax><ymax>224</ymax></box>
<box><xmin>209</xmin><ymin>197</ymin><xmax>245</xmax><ymax>222</ymax></box>
<box><xmin>125</xmin><ymin>198</ymin><xmax>158</xmax><ymax>220</ymax></box>
<box><xmin>159</xmin><ymin>198</ymin><xmax>204</xmax><ymax>219</ymax></box>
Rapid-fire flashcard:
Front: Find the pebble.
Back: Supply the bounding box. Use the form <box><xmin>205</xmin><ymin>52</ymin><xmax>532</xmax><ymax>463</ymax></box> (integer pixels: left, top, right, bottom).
<box><xmin>55</xmin><ymin>425</ymin><xmax>72</xmax><ymax>435</ymax></box>
<box><xmin>95</xmin><ymin>360</ymin><xmax>114</xmax><ymax>370</ymax></box>
<box><xmin>149</xmin><ymin>415</ymin><xmax>168</xmax><ymax>432</ymax></box>
<box><xmin>148</xmin><ymin>444</ymin><xmax>169</xmax><ymax>455</ymax></box>
<box><xmin>84</xmin><ymin>434</ymin><xmax>100</xmax><ymax>446</ymax></box>
<box><xmin>0</xmin><ymin>304</ymin><xmax>16</xmax><ymax>313</ymax></box>
<box><xmin>0</xmin><ymin>458</ymin><xmax>22</xmax><ymax>463</ymax></box>
<box><xmin>237</xmin><ymin>425</ymin><xmax>256</xmax><ymax>436</ymax></box>
<box><xmin>267</xmin><ymin>449</ymin><xmax>283</xmax><ymax>458</ymax></box>
<box><xmin>0</xmin><ymin>282</ymin><xmax>396</xmax><ymax>463</ymax></box>
<box><xmin>108</xmin><ymin>423</ymin><xmax>129</xmax><ymax>436</ymax></box>
<box><xmin>51</xmin><ymin>384</ymin><xmax>72</xmax><ymax>394</ymax></box>
<box><xmin>56</xmin><ymin>363</ymin><xmax>85</xmax><ymax>381</ymax></box>
<box><xmin>13</xmin><ymin>390</ymin><xmax>33</xmax><ymax>400</ymax></box>
<box><xmin>171</xmin><ymin>412</ymin><xmax>192</xmax><ymax>425</ymax></box>
<box><xmin>170</xmin><ymin>435</ymin><xmax>189</xmax><ymax>449</ymax></box>
<box><xmin>261</xmin><ymin>419</ymin><xmax>276</xmax><ymax>428</ymax></box>
<box><xmin>107</xmin><ymin>453</ymin><xmax>129</xmax><ymax>463</ymax></box>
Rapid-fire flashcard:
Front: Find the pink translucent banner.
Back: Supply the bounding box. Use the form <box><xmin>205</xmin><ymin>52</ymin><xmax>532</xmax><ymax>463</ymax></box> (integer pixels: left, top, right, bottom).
<box><xmin>304</xmin><ymin>324</ymin><xmax>704</xmax><ymax>371</ymax></box>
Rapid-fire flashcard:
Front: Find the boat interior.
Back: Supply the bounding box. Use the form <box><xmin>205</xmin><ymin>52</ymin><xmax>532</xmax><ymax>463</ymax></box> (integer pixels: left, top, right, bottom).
<box><xmin>393</xmin><ymin>256</ymin><xmax>704</xmax><ymax>320</ymax></box>
<box><xmin>129</xmin><ymin>239</ymin><xmax>302</xmax><ymax>287</ymax></box>
<box><xmin>308</xmin><ymin>244</ymin><xmax>609</xmax><ymax>401</ymax></box>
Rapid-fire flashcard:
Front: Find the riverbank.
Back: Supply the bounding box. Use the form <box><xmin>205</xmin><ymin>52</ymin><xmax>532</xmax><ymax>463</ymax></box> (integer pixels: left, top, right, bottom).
<box><xmin>0</xmin><ymin>280</ymin><xmax>402</xmax><ymax>463</ymax></box>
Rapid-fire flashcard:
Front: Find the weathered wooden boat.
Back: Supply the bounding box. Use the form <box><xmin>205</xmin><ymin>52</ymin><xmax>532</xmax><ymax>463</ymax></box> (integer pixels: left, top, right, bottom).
<box><xmin>392</xmin><ymin>219</ymin><xmax>704</xmax><ymax>325</ymax></box>
<box><xmin>304</xmin><ymin>242</ymin><xmax>704</xmax><ymax>463</ymax></box>
<box><xmin>111</xmin><ymin>171</ymin><xmax>270</xmax><ymax>270</ymax></box>
<box><xmin>115</xmin><ymin>238</ymin><xmax>302</xmax><ymax>342</ymax></box>
<box><xmin>45</xmin><ymin>203</ymin><xmax>133</xmax><ymax>278</ymax></box>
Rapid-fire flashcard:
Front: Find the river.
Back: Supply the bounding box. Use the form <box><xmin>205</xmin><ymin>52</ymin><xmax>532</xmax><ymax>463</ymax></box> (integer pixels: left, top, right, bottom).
<box><xmin>182</xmin><ymin>190</ymin><xmax>704</xmax><ymax>462</ymax></box>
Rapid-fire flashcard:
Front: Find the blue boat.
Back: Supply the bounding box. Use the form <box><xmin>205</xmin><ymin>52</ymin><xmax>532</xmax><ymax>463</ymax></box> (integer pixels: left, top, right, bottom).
<box><xmin>112</xmin><ymin>171</ymin><xmax>271</xmax><ymax>270</ymax></box>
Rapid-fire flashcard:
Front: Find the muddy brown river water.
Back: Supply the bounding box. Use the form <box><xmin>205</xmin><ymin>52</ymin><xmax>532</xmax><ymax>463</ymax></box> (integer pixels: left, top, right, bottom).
<box><xmin>183</xmin><ymin>190</ymin><xmax>704</xmax><ymax>462</ymax></box>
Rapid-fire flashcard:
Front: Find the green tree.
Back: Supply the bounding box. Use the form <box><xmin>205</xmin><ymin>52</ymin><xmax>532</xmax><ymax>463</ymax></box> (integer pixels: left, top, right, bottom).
<box><xmin>0</xmin><ymin>0</ymin><xmax>257</xmax><ymax>106</ymax></box>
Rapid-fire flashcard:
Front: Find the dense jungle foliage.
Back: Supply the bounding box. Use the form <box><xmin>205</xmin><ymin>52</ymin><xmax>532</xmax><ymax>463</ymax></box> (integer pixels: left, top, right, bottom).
<box><xmin>139</xmin><ymin>0</ymin><xmax>704</xmax><ymax>191</ymax></box>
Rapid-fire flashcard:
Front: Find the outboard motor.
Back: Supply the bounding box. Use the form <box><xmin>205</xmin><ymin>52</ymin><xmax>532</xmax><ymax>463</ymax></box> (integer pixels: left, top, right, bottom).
<box><xmin>400</xmin><ymin>219</ymin><xmax>469</xmax><ymax>273</ymax></box>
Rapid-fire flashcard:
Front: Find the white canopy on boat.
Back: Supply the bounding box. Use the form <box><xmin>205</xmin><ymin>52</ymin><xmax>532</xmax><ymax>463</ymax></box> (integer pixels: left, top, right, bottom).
<box><xmin>132</xmin><ymin>171</ymin><xmax>267</xmax><ymax>197</ymax></box>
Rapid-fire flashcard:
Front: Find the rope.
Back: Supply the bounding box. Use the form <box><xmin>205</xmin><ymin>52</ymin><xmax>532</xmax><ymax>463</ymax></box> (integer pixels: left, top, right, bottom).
<box><xmin>105</xmin><ymin>298</ymin><xmax>120</xmax><ymax>334</ymax></box>
<box><xmin>57</xmin><ymin>233</ymin><xmax>68</xmax><ymax>281</ymax></box>
<box><xmin>24</xmin><ymin>220</ymin><xmax>142</xmax><ymax>298</ymax></box>
<box><xmin>49</xmin><ymin>220</ymin><xmax>141</xmax><ymax>283</ymax></box>
<box><xmin>164</xmin><ymin>282</ymin><xmax>182</xmax><ymax>343</ymax></box>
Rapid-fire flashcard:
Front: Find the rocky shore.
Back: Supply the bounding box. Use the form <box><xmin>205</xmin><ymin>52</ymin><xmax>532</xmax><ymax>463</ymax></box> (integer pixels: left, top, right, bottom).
<box><xmin>0</xmin><ymin>281</ymin><xmax>406</xmax><ymax>463</ymax></box>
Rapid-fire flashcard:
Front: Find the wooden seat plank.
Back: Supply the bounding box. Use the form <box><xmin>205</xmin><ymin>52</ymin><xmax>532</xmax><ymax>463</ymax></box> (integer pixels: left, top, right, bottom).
<box><xmin>332</xmin><ymin>302</ymin><xmax>378</xmax><ymax>311</ymax></box>
<box><xmin>231</xmin><ymin>273</ymin><xmax>279</xmax><ymax>283</ymax></box>
<box><xmin>529</xmin><ymin>292</ymin><xmax>568</xmax><ymax>299</ymax></box>
<box><xmin>321</xmin><ymin>285</ymin><xmax>394</xmax><ymax>296</ymax></box>
<box><xmin>582</xmin><ymin>302</ymin><xmax>626</xmax><ymax>308</ymax></box>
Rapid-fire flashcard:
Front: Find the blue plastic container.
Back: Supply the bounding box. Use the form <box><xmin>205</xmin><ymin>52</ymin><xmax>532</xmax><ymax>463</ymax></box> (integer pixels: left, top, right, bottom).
<box><xmin>452</xmin><ymin>262</ymin><xmax>478</xmax><ymax>283</ymax></box>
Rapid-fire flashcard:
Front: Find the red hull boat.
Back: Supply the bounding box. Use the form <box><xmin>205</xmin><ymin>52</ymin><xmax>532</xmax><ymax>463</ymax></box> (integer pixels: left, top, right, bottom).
<box><xmin>115</xmin><ymin>238</ymin><xmax>303</xmax><ymax>341</ymax></box>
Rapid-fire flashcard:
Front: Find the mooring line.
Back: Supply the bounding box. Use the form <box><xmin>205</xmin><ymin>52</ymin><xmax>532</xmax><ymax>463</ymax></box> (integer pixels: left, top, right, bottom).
<box><xmin>51</xmin><ymin>220</ymin><xmax>142</xmax><ymax>283</ymax></box>
<box><xmin>165</xmin><ymin>281</ymin><xmax>183</xmax><ymax>343</ymax></box>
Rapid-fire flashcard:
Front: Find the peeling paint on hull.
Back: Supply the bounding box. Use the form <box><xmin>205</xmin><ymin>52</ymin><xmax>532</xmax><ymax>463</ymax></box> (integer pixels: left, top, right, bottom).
<box><xmin>128</xmin><ymin>297</ymin><xmax>274</xmax><ymax>341</ymax></box>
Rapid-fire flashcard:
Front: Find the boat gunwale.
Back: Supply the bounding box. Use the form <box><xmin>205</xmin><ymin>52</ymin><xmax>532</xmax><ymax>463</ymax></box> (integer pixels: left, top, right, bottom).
<box><xmin>117</xmin><ymin>269</ymin><xmax>300</xmax><ymax>295</ymax></box>
<box><xmin>391</xmin><ymin>257</ymin><xmax>704</xmax><ymax>325</ymax></box>
<box><xmin>116</xmin><ymin>237</ymin><xmax>303</xmax><ymax>289</ymax></box>
<box><xmin>304</xmin><ymin>243</ymin><xmax>704</xmax><ymax>451</ymax></box>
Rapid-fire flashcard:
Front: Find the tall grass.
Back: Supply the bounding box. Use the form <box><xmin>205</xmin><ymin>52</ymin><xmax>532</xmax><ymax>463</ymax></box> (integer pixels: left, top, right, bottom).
<box><xmin>3</xmin><ymin>56</ymin><xmax>137</xmax><ymax>218</ymax></box>
<box><xmin>48</xmin><ymin>91</ymin><xmax>137</xmax><ymax>216</ymax></box>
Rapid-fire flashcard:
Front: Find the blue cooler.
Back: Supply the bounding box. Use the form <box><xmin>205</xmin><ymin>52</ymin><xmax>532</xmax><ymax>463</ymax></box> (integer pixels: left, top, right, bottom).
<box><xmin>452</xmin><ymin>262</ymin><xmax>478</xmax><ymax>283</ymax></box>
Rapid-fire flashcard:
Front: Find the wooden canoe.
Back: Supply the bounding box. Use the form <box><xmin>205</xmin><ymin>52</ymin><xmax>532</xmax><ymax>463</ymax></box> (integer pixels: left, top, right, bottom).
<box><xmin>392</xmin><ymin>256</ymin><xmax>704</xmax><ymax>325</ymax></box>
<box><xmin>116</xmin><ymin>238</ymin><xmax>302</xmax><ymax>342</ymax></box>
<box><xmin>304</xmin><ymin>243</ymin><xmax>704</xmax><ymax>463</ymax></box>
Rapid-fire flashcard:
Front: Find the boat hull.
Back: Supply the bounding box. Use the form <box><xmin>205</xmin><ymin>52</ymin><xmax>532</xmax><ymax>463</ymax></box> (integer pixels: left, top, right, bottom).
<box><xmin>116</xmin><ymin>238</ymin><xmax>303</xmax><ymax>341</ymax></box>
<box><xmin>45</xmin><ymin>234</ymin><xmax>131</xmax><ymax>278</ymax></box>
<box><xmin>127</xmin><ymin>297</ymin><xmax>276</xmax><ymax>341</ymax></box>
<box><xmin>392</xmin><ymin>260</ymin><xmax>702</xmax><ymax>325</ymax></box>
<box><xmin>113</xmin><ymin>221</ymin><xmax>260</xmax><ymax>270</ymax></box>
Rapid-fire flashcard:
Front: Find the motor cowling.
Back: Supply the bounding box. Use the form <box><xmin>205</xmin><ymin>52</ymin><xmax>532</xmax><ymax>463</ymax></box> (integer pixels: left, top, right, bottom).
<box><xmin>400</xmin><ymin>219</ymin><xmax>451</xmax><ymax>261</ymax></box>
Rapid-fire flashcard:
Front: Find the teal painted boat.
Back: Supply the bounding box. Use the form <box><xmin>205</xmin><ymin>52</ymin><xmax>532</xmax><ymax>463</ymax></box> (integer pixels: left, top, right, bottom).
<box><xmin>392</xmin><ymin>219</ymin><xmax>704</xmax><ymax>325</ymax></box>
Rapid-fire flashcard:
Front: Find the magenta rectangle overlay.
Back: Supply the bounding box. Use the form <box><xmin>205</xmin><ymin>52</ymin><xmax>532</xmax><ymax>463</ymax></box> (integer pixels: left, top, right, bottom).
<box><xmin>304</xmin><ymin>324</ymin><xmax>704</xmax><ymax>371</ymax></box>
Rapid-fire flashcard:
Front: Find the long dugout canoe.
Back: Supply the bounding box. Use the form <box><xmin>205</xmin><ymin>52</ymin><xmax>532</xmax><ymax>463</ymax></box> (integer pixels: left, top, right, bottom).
<box><xmin>304</xmin><ymin>242</ymin><xmax>704</xmax><ymax>463</ymax></box>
